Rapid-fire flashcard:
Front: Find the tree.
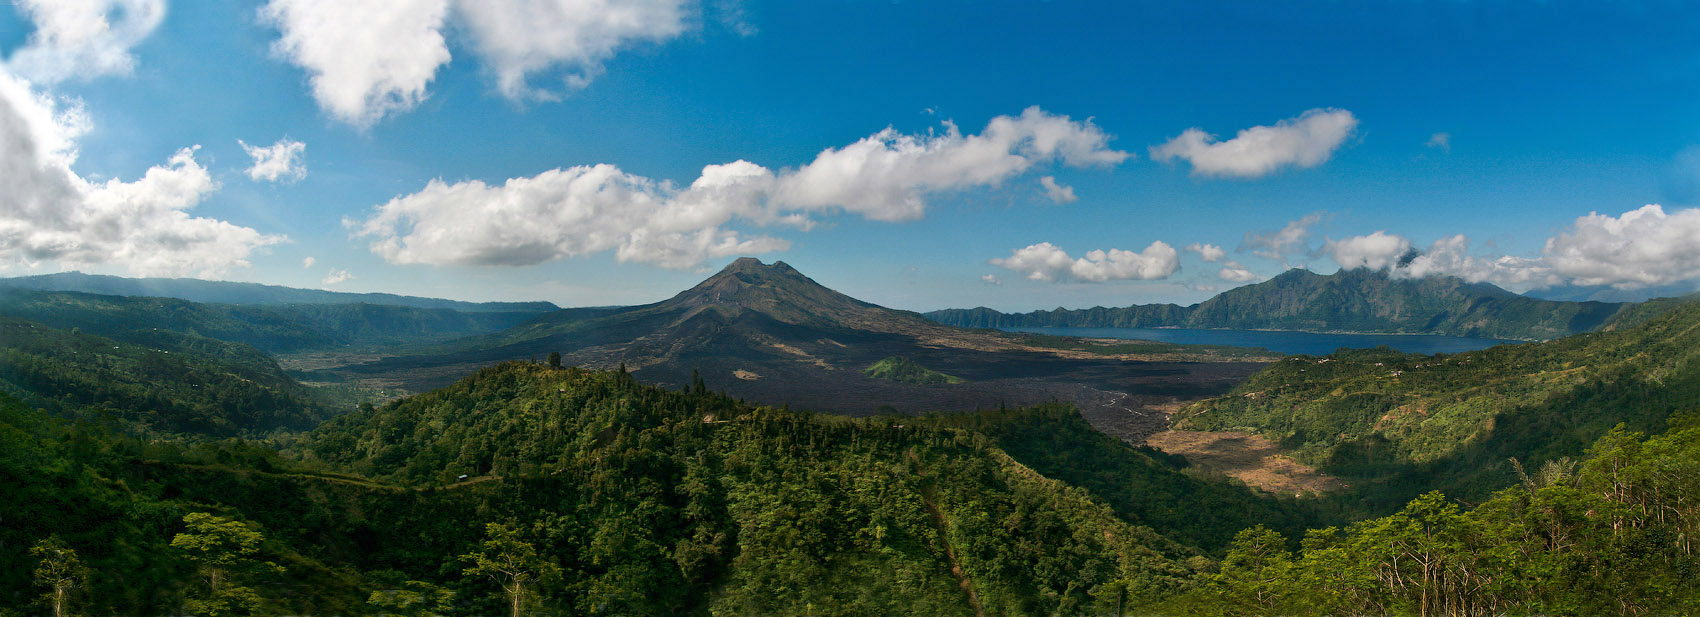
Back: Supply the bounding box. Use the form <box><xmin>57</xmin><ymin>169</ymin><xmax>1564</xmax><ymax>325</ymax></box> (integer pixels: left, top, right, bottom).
<box><xmin>368</xmin><ymin>580</ymin><xmax>455</xmax><ymax>617</ymax></box>
<box><xmin>170</xmin><ymin>513</ymin><xmax>283</xmax><ymax>617</ymax></box>
<box><xmin>461</xmin><ymin>523</ymin><xmax>561</xmax><ymax>617</ymax></box>
<box><xmin>1210</xmin><ymin>525</ymin><xmax>1296</xmax><ymax>616</ymax></box>
<box><xmin>547</xmin><ymin>351</ymin><xmax>562</xmax><ymax>369</ymax></box>
<box><xmin>30</xmin><ymin>536</ymin><xmax>88</xmax><ymax>617</ymax></box>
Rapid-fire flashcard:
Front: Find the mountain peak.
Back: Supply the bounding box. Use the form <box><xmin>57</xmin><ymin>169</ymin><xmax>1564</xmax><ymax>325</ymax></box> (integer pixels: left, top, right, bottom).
<box><xmin>718</xmin><ymin>257</ymin><xmax>801</xmax><ymax>277</ymax></box>
<box><xmin>646</xmin><ymin>257</ymin><xmax>933</xmax><ymax>332</ymax></box>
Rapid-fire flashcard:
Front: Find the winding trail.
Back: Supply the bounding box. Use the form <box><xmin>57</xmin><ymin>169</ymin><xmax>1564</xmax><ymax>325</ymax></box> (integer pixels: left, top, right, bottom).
<box><xmin>908</xmin><ymin>451</ymin><xmax>986</xmax><ymax>617</ymax></box>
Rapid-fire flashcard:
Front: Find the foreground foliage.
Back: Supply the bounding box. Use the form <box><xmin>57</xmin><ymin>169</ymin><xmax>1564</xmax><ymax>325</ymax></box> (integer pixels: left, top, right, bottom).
<box><xmin>1162</xmin><ymin>416</ymin><xmax>1700</xmax><ymax>616</ymax></box>
<box><xmin>2</xmin><ymin>363</ymin><xmax>1248</xmax><ymax>615</ymax></box>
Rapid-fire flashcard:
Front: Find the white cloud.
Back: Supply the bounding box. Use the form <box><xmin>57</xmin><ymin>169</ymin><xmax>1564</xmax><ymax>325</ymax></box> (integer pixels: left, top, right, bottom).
<box><xmin>302</xmin><ymin>256</ymin><xmax>316</xmax><ymax>268</ymax></box>
<box><xmin>0</xmin><ymin>69</ymin><xmax>281</xmax><ymax>277</ymax></box>
<box><xmin>260</xmin><ymin>0</ymin><xmax>452</xmax><ymax>127</ymax></box>
<box><xmin>1387</xmin><ymin>207</ymin><xmax>1700</xmax><ymax>292</ymax></box>
<box><xmin>239</xmin><ymin>138</ymin><xmax>307</xmax><ymax>183</ymax></box>
<box><xmin>1186</xmin><ymin>242</ymin><xmax>1225</xmax><ymax>262</ymax></box>
<box><xmin>1218</xmin><ymin>260</ymin><xmax>1259</xmax><ymax>283</ymax></box>
<box><xmin>258</xmin><ymin>0</ymin><xmax>703</xmax><ymax>123</ymax></box>
<box><xmin>1394</xmin><ymin>234</ymin><xmax>1555</xmax><ymax>291</ymax></box>
<box><xmin>1426</xmin><ymin>132</ymin><xmax>1451</xmax><ymax>153</ymax></box>
<box><xmin>321</xmin><ymin>268</ymin><xmax>353</xmax><ymax>286</ymax></box>
<box><xmin>989</xmin><ymin>241</ymin><xmax>1179</xmax><ymax>283</ymax></box>
<box><xmin>1242</xmin><ymin>212</ymin><xmax>1324</xmax><ymax>263</ymax></box>
<box><xmin>454</xmin><ymin>0</ymin><xmax>691</xmax><ymax>100</ymax></box>
<box><xmin>3</xmin><ymin>0</ymin><xmax>165</xmax><ymax>84</ymax></box>
<box><xmin>1038</xmin><ymin>176</ymin><xmax>1077</xmax><ymax>204</ymax></box>
<box><xmin>350</xmin><ymin>107</ymin><xmax>1129</xmax><ymax>269</ymax></box>
<box><xmin>774</xmin><ymin>107</ymin><xmax>1128</xmax><ymax>221</ymax></box>
<box><xmin>349</xmin><ymin>163</ymin><xmax>790</xmax><ymax>269</ymax></box>
<box><xmin>1150</xmin><ymin>108</ymin><xmax>1357</xmax><ymax>178</ymax></box>
<box><xmin>1542</xmin><ymin>205</ymin><xmax>1700</xmax><ymax>289</ymax></box>
<box><xmin>1326</xmin><ymin>231</ymin><xmax>1412</xmax><ymax>271</ymax></box>
<box><xmin>981</xmin><ymin>273</ymin><xmax>1001</xmax><ymax>286</ymax></box>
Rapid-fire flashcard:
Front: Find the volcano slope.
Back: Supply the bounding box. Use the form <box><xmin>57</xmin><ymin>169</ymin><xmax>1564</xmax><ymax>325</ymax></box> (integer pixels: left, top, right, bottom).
<box><xmin>333</xmin><ymin>258</ymin><xmax>1270</xmax><ymax>439</ymax></box>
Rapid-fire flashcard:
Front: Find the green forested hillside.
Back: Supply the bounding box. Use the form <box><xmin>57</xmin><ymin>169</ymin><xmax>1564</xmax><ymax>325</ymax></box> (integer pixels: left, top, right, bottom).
<box><xmin>0</xmin><ymin>316</ymin><xmax>328</xmax><ymax>435</ymax></box>
<box><xmin>0</xmin><ymin>271</ymin><xmax>559</xmax><ymax>313</ymax></box>
<box><xmin>0</xmin><ymin>289</ymin><xmax>544</xmax><ymax>353</ymax></box>
<box><xmin>1177</xmin><ymin>298</ymin><xmax>1700</xmax><ymax>507</ymax></box>
<box><xmin>7</xmin><ymin>355</ymin><xmax>1698</xmax><ymax>615</ymax></box>
<box><xmin>5</xmin><ymin>363</ymin><xmax>1294</xmax><ymax>616</ymax></box>
<box><xmin>926</xmin><ymin>268</ymin><xmax>1627</xmax><ymax>340</ymax></box>
<box><xmin>1162</xmin><ymin>418</ymin><xmax>1700</xmax><ymax>616</ymax></box>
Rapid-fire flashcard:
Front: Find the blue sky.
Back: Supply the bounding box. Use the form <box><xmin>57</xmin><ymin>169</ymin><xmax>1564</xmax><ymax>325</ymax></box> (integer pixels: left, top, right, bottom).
<box><xmin>4</xmin><ymin>1</ymin><xmax>1700</xmax><ymax>312</ymax></box>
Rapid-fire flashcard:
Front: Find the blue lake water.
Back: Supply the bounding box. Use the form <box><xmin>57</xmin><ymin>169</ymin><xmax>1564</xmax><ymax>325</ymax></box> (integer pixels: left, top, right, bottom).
<box><xmin>1001</xmin><ymin>326</ymin><xmax>1524</xmax><ymax>356</ymax></box>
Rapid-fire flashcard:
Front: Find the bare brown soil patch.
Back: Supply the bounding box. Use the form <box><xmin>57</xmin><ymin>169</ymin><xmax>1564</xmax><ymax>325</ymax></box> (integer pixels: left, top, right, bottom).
<box><xmin>1145</xmin><ymin>430</ymin><xmax>1343</xmax><ymax>496</ymax></box>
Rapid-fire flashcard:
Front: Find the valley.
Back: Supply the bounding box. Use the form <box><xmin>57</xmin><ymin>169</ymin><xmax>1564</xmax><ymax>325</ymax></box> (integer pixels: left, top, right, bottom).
<box><xmin>3</xmin><ymin>261</ymin><xmax>1698</xmax><ymax>615</ymax></box>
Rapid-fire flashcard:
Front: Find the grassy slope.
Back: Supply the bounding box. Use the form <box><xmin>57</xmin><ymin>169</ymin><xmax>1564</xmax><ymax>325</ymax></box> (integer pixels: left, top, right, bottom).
<box><xmin>1177</xmin><ymin>298</ymin><xmax>1700</xmax><ymax>507</ymax></box>
<box><xmin>864</xmin><ymin>355</ymin><xmax>965</xmax><ymax>384</ymax></box>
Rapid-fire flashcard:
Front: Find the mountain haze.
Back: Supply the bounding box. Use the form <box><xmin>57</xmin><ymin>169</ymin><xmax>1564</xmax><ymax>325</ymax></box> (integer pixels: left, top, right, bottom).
<box><xmin>928</xmin><ymin>268</ymin><xmax>1628</xmax><ymax>340</ymax></box>
<box><xmin>0</xmin><ymin>271</ymin><xmax>558</xmax><ymax>313</ymax></box>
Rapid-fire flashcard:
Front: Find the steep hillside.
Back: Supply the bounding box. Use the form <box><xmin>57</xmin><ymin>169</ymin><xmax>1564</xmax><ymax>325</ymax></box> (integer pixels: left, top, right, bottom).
<box><xmin>0</xmin><ymin>271</ymin><xmax>558</xmax><ymax>312</ymax></box>
<box><xmin>0</xmin><ymin>316</ymin><xmax>328</xmax><ymax>435</ymax></box>
<box><xmin>927</xmin><ymin>268</ymin><xmax>1627</xmax><ymax>340</ymax></box>
<box><xmin>1176</xmin><ymin>297</ymin><xmax>1700</xmax><ymax>506</ymax></box>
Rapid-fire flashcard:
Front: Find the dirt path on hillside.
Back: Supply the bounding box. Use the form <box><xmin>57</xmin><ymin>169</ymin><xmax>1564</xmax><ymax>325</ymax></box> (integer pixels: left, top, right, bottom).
<box><xmin>907</xmin><ymin>450</ymin><xmax>986</xmax><ymax>617</ymax></box>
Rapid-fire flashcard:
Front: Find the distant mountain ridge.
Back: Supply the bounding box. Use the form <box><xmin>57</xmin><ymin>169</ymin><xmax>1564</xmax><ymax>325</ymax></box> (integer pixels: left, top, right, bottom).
<box><xmin>927</xmin><ymin>268</ymin><xmax>1629</xmax><ymax>340</ymax></box>
<box><xmin>0</xmin><ymin>271</ymin><xmax>558</xmax><ymax>313</ymax></box>
<box><xmin>0</xmin><ymin>289</ymin><xmax>549</xmax><ymax>353</ymax></box>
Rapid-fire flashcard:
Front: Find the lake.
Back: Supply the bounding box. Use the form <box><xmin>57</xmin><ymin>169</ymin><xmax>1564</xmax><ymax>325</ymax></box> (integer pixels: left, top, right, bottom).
<box><xmin>1001</xmin><ymin>326</ymin><xmax>1524</xmax><ymax>356</ymax></box>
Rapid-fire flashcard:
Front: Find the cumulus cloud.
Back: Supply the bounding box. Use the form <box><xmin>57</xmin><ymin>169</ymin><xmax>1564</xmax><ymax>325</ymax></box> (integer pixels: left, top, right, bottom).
<box><xmin>260</xmin><ymin>0</ymin><xmax>700</xmax><ymax>123</ymax></box>
<box><xmin>3</xmin><ymin>0</ymin><xmax>165</xmax><ymax>84</ymax></box>
<box><xmin>1218</xmin><ymin>261</ymin><xmax>1259</xmax><ymax>283</ymax></box>
<box><xmin>1150</xmin><ymin>108</ymin><xmax>1357</xmax><ymax>178</ymax></box>
<box><xmin>260</xmin><ymin>0</ymin><xmax>452</xmax><ymax>127</ymax></box>
<box><xmin>989</xmin><ymin>241</ymin><xmax>1179</xmax><ymax>283</ymax></box>
<box><xmin>1385</xmin><ymin>207</ymin><xmax>1700</xmax><ymax>292</ymax></box>
<box><xmin>1395</xmin><ymin>234</ymin><xmax>1555</xmax><ymax>290</ymax></box>
<box><xmin>1186</xmin><ymin>242</ymin><xmax>1225</xmax><ymax>262</ymax></box>
<box><xmin>1426</xmin><ymin>132</ymin><xmax>1451</xmax><ymax>153</ymax></box>
<box><xmin>1542</xmin><ymin>205</ymin><xmax>1700</xmax><ymax>289</ymax></box>
<box><xmin>350</xmin><ymin>107</ymin><xmax>1129</xmax><ymax>269</ymax></box>
<box><xmin>239</xmin><ymin>138</ymin><xmax>307</xmax><ymax>183</ymax></box>
<box><xmin>0</xmin><ymin>69</ymin><xmax>281</xmax><ymax>277</ymax></box>
<box><xmin>454</xmin><ymin>0</ymin><xmax>691</xmax><ymax>100</ymax></box>
<box><xmin>1243</xmin><ymin>212</ymin><xmax>1324</xmax><ymax>263</ymax></box>
<box><xmin>981</xmin><ymin>273</ymin><xmax>1002</xmax><ymax>286</ymax></box>
<box><xmin>302</xmin><ymin>256</ymin><xmax>315</xmax><ymax>268</ymax></box>
<box><xmin>1327</xmin><ymin>231</ymin><xmax>1413</xmax><ymax>271</ymax></box>
<box><xmin>774</xmin><ymin>107</ymin><xmax>1128</xmax><ymax>221</ymax></box>
<box><xmin>321</xmin><ymin>268</ymin><xmax>353</xmax><ymax>286</ymax></box>
<box><xmin>1038</xmin><ymin>176</ymin><xmax>1077</xmax><ymax>204</ymax></box>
